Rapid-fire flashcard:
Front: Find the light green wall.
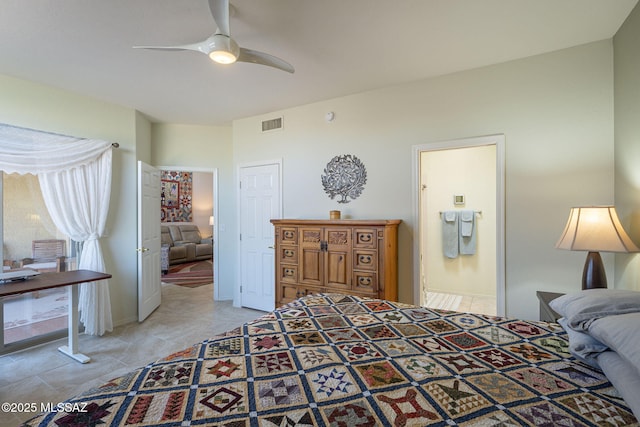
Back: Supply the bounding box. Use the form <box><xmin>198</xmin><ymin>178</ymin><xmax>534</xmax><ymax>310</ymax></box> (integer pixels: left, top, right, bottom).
<box><xmin>151</xmin><ymin>123</ymin><xmax>234</xmax><ymax>299</ymax></box>
<box><xmin>233</xmin><ymin>41</ymin><xmax>615</xmax><ymax>320</ymax></box>
<box><xmin>614</xmin><ymin>2</ymin><xmax>640</xmax><ymax>290</ymax></box>
<box><xmin>0</xmin><ymin>74</ymin><xmax>147</xmax><ymax>326</ymax></box>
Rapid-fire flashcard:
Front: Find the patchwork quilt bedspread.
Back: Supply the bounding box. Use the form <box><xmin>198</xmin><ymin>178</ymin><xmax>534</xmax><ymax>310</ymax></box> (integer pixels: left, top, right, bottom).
<box><xmin>24</xmin><ymin>294</ymin><xmax>637</xmax><ymax>426</ymax></box>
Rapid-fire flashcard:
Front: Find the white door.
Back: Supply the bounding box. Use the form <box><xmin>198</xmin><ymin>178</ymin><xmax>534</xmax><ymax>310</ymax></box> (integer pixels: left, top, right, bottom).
<box><xmin>239</xmin><ymin>162</ymin><xmax>281</xmax><ymax>311</ymax></box>
<box><xmin>137</xmin><ymin>161</ymin><xmax>162</xmax><ymax>321</ymax></box>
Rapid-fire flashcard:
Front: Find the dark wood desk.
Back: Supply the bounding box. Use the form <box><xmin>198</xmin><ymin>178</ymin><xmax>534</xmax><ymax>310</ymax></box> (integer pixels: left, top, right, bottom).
<box><xmin>0</xmin><ymin>270</ymin><xmax>111</xmax><ymax>363</ymax></box>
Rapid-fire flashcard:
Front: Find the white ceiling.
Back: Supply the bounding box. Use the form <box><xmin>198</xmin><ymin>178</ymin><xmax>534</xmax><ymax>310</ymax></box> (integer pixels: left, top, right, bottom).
<box><xmin>0</xmin><ymin>0</ymin><xmax>637</xmax><ymax>126</ymax></box>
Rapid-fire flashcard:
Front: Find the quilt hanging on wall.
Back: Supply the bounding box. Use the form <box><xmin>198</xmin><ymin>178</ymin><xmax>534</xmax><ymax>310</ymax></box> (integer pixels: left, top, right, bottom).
<box><xmin>161</xmin><ymin>170</ymin><xmax>192</xmax><ymax>222</ymax></box>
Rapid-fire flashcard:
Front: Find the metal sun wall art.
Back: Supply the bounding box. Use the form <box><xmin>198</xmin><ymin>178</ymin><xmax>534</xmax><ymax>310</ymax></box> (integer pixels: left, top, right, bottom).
<box><xmin>321</xmin><ymin>154</ymin><xmax>367</xmax><ymax>203</ymax></box>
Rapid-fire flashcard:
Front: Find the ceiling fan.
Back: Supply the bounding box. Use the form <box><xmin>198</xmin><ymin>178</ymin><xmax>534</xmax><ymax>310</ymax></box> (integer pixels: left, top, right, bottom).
<box><xmin>133</xmin><ymin>0</ymin><xmax>294</xmax><ymax>73</ymax></box>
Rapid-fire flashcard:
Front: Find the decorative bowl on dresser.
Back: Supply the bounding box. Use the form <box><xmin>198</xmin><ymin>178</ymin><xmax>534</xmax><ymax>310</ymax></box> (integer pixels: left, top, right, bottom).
<box><xmin>271</xmin><ymin>219</ymin><xmax>401</xmax><ymax>306</ymax></box>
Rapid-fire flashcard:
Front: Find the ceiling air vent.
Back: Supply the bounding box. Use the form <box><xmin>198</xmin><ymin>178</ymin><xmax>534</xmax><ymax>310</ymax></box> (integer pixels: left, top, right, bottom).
<box><xmin>262</xmin><ymin>116</ymin><xmax>283</xmax><ymax>133</ymax></box>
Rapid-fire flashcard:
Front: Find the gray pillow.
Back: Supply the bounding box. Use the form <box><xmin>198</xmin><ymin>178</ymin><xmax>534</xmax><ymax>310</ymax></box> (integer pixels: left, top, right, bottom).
<box><xmin>597</xmin><ymin>350</ymin><xmax>640</xmax><ymax>421</ymax></box>
<box><xmin>549</xmin><ymin>289</ymin><xmax>640</xmax><ymax>330</ymax></box>
<box><xmin>558</xmin><ymin>317</ymin><xmax>607</xmax><ymax>369</ymax></box>
<box><xmin>589</xmin><ymin>312</ymin><xmax>640</xmax><ymax>377</ymax></box>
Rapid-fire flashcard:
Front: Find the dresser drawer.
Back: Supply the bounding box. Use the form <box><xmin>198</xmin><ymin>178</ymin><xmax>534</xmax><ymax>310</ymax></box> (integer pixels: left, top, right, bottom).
<box><xmin>353</xmin><ymin>228</ymin><xmax>377</xmax><ymax>248</ymax></box>
<box><xmin>279</xmin><ymin>227</ymin><xmax>298</xmax><ymax>245</ymax></box>
<box><xmin>353</xmin><ymin>271</ymin><xmax>378</xmax><ymax>294</ymax></box>
<box><xmin>280</xmin><ymin>284</ymin><xmax>319</xmax><ymax>303</ymax></box>
<box><xmin>353</xmin><ymin>249</ymin><xmax>377</xmax><ymax>271</ymax></box>
<box><xmin>279</xmin><ymin>246</ymin><xmax>298</xmax><ymax>264</ymax></box>
<box><xmin>279</xmin><ymin>265</ymin><xmax>298</xmax><ymax>284</ymax></box>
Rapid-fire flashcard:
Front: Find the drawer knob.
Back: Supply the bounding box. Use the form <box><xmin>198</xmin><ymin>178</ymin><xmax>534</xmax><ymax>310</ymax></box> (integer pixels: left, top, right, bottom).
<box><xmin>359</xmin><ymin>255</ymin><xmax>372</xmax><ymax>264</ymax></box>
<box><xmin>284</xmin><ymin>231</ymin><xmax>294</xmax><ymax>239</ymax></box>
<box><xmin>359</xmin><ymin>234</ymin><xmax>372</xmax><ymax>243</ymax></box>
<box><xmin>359</xmin><ymin>277</ymin><xmax>372</xmax><ymax>286</ymax></box>
<box><xmin>284</xmin><ymin>269</ymin><xmax>294</xmax><ymax>276</ymax></box>
<box><xmin>284</xmin><ymin>249</ymin><xmax>294</xmax><ymax>257</ymax></box>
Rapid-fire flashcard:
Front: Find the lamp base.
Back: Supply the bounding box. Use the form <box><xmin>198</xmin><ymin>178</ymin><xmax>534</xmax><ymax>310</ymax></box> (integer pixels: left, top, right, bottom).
<box><xmin>582</xmin><ymin>251</ymin><xmax>607</xmax><ymax>290</ymax></box>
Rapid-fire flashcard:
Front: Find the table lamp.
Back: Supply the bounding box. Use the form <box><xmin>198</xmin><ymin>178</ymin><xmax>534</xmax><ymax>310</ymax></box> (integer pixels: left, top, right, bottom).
<box><xmin>556</xmin><ymin>206</ymin><xmax>639</xmax><ymax>290</ymax></box>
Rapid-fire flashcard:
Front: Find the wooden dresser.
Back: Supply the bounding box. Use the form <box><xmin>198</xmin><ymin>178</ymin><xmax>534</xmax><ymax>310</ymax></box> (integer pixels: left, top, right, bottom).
<box><xmin>271</xmin><ymin>219</ymin><xmax>401</xmax><ymax>306</ymax></box>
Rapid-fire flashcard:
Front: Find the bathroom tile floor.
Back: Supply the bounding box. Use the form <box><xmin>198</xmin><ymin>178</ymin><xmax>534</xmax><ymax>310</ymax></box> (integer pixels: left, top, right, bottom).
<box><xmin>424</xmin><ymin>291</ymin><xmax>497</xmax><ymax>316</ymax></box>
<box><xmin>457</xmin><ymin>294</ymin><xmax>497</xmax><ymax>316</ymax></box>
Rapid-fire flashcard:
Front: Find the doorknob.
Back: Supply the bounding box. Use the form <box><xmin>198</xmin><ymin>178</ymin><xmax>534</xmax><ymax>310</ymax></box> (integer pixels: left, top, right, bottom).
<box><xmin>268</xmin><ymin>245</ymin><xmax>275</xmax><ymax>249</ymax></box>
<box><xmin>136</xmin><ymin>247</ymin><xmax>149</xmax><ymax>252</ymax></box>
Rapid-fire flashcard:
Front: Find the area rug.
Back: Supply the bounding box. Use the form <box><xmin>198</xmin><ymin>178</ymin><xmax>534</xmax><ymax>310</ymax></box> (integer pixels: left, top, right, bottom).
<box><xmin>3</xmin><ymin>287</ymin><xmax>68</xmax><ymax>329</ymax></box>
<box><xmin>162</xmin><ymin>260</ymin><xmax>213</xmax><ymax>288</ymax></box>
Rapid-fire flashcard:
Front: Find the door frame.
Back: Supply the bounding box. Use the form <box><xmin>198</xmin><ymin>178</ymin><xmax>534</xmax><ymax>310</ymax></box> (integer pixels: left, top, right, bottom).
<box><xmin>411</xmin><ymin>134</ymin><xmax>506</xmax><ymax>316</ymax></box>
<box><xmin>236</xmin><ymin>159</ymin><xmax>283</xmax><ymax>308</ymax></box>
<box><xmin>157</xmin><ymin>165</ymin><xmax>220</xmax><ymax>300</ymax></box>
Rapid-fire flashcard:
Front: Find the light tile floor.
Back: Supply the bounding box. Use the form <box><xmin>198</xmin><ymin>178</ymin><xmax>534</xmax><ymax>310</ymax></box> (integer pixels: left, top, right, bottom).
<box><xmin>0</xmin><ymin>283</ymin><xmax>264</xmax><ymax>426</ymax></box>
<box><xmin>457</xmin><ymin>294</ymin><xmax>496</xmax><ymax>316</ymax></box>
<box><xmin>424</xmin><ymin>291</ymin><xmax>497</xmax><ymax>316</ymax></box>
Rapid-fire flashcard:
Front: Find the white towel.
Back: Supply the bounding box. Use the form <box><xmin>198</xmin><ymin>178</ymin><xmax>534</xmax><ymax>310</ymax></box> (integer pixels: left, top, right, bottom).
<box><xmin>459</xmin><ymin>210</ymin><xmax>476</xmax><ymax>255</ymax></box>
<box><xmin>442</xmin><ymin>210</ymin><xmax>458</xmax><ymax>258</ymax></box>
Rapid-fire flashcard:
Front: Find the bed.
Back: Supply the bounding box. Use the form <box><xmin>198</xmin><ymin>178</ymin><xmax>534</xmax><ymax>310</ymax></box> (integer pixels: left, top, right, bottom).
<box><xmin>23</xmin><ymin>292</ymin><xmax>638</xmax><ymax>426</ymax></box>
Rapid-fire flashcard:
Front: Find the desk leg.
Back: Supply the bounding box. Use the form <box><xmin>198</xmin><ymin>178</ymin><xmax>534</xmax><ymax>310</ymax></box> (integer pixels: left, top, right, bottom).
<box><xmin>58</xmin><ymin>284</ymin><xmax>91</xmax><ymax>364</ymax></box>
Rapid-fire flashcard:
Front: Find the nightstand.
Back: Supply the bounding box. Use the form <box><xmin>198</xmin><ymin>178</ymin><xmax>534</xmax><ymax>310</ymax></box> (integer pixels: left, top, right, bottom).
<box><xmin>536</xmin><ymin>291</ymin><xmax>564</xmax><ymax>322</ymax></box>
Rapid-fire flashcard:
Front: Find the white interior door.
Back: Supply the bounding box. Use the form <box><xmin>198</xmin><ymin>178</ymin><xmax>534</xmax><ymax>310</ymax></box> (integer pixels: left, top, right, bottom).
<box><xmin>137</xmin><ymin>161</ymin><xmax>162</xmax><ymax>321</ymax></box>
<box><xmin>239</xmin><ymin>162</ymin><xmax>281</xmax><ymax>311</ymax></box>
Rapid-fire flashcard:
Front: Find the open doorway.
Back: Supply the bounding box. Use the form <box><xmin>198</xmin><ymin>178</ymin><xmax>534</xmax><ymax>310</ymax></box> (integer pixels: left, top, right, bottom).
<box><xmin>413</xmin><ymin>135</ymin><xmax>505</xmax><ymax>316</ymax></box>
<box><xmin>157</xmin><ymin>166</ymin><xmax>218</xmax><ymax>299</ymax></box>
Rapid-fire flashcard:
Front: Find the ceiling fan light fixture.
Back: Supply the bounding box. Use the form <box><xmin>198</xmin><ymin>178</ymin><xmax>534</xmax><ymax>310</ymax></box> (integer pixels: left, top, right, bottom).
<box><xmin>209</xmin><ymin>50</ymin><xmax>236</xmax><ymax>64</ymax></box>
<box><xmin>207</xmin><ymin>34</ymin><xmax>238</xmax><ymax>64</ymax></box>
<box><xmin>133</xmin><ymin>2</ymin><xmax>294</xmax><ymax>73</ymax></box>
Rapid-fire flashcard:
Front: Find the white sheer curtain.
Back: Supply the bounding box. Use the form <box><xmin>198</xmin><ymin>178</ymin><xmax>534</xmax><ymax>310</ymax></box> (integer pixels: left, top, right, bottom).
<box><xmin>0</xmin><ymin>123</ymin><xmax>113</xmax><ymax>335</ymax></box>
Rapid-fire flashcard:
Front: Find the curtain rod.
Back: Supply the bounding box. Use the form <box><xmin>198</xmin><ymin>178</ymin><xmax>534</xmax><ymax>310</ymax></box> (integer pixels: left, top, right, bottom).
<box><xmin>111</xmin><ymin>143</ymin><xmax>119</xmax><ymax>148</ymax></box>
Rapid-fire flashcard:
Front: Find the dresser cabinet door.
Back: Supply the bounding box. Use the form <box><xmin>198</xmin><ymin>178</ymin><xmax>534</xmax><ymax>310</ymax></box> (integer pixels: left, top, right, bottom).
<box><xmin>324</xmin><ymin>228</ymin><xmax>352</xmax><ymax>290</ymax></box>
<box><xmin>299</xmin><ymin>227</ymin><xmax>323</xmax><ymax>286</ymax></box>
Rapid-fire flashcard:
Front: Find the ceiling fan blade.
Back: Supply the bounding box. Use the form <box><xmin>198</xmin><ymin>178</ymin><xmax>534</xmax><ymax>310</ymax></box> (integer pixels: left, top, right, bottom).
<box><xmin>133</xmin><ymin>46</ymin><xmax>189</xmax><ymax>52</ymax></box>
<box><xmin>208</xmin><ymin>0</ymin><xmax>230</xmax><ymax>36</ymax></box>
<box><xmin>133</xmin><ymin>40</ymin><xmax>211</xmax><ymax>55</ymax></box>
<box><xmin>238</xmin><ymin>47</ymin><xmax>295</xmax><ymax>73</ymax></box>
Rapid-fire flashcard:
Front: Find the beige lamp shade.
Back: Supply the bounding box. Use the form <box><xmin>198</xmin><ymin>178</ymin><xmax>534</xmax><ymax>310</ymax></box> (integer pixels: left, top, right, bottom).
<box><xmin>556</xmin><ymin>206</ymin><xmax>639</xmax><ymax>253</ymax></box>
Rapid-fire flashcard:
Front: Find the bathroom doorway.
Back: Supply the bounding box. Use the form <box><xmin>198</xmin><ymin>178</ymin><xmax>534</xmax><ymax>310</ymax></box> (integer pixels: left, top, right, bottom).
<box><xmin>413</xmin><ymin>135</ymin><xmax>505</xmax><ymax>316</ymax></box>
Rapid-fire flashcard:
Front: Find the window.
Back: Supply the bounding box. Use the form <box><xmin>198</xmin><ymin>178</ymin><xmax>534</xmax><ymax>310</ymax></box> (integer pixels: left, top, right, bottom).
<box><xmin>1</xmin><ymin>172</ymin><xmax>74</xmax><ymax>353</ymax></box>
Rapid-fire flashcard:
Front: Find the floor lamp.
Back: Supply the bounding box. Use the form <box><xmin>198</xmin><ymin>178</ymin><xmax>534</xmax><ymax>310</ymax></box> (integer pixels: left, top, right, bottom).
<box><xmin>556</xmin><ymin>206</ymin><xmax>639</xmax><ymax>290</ymax></box>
